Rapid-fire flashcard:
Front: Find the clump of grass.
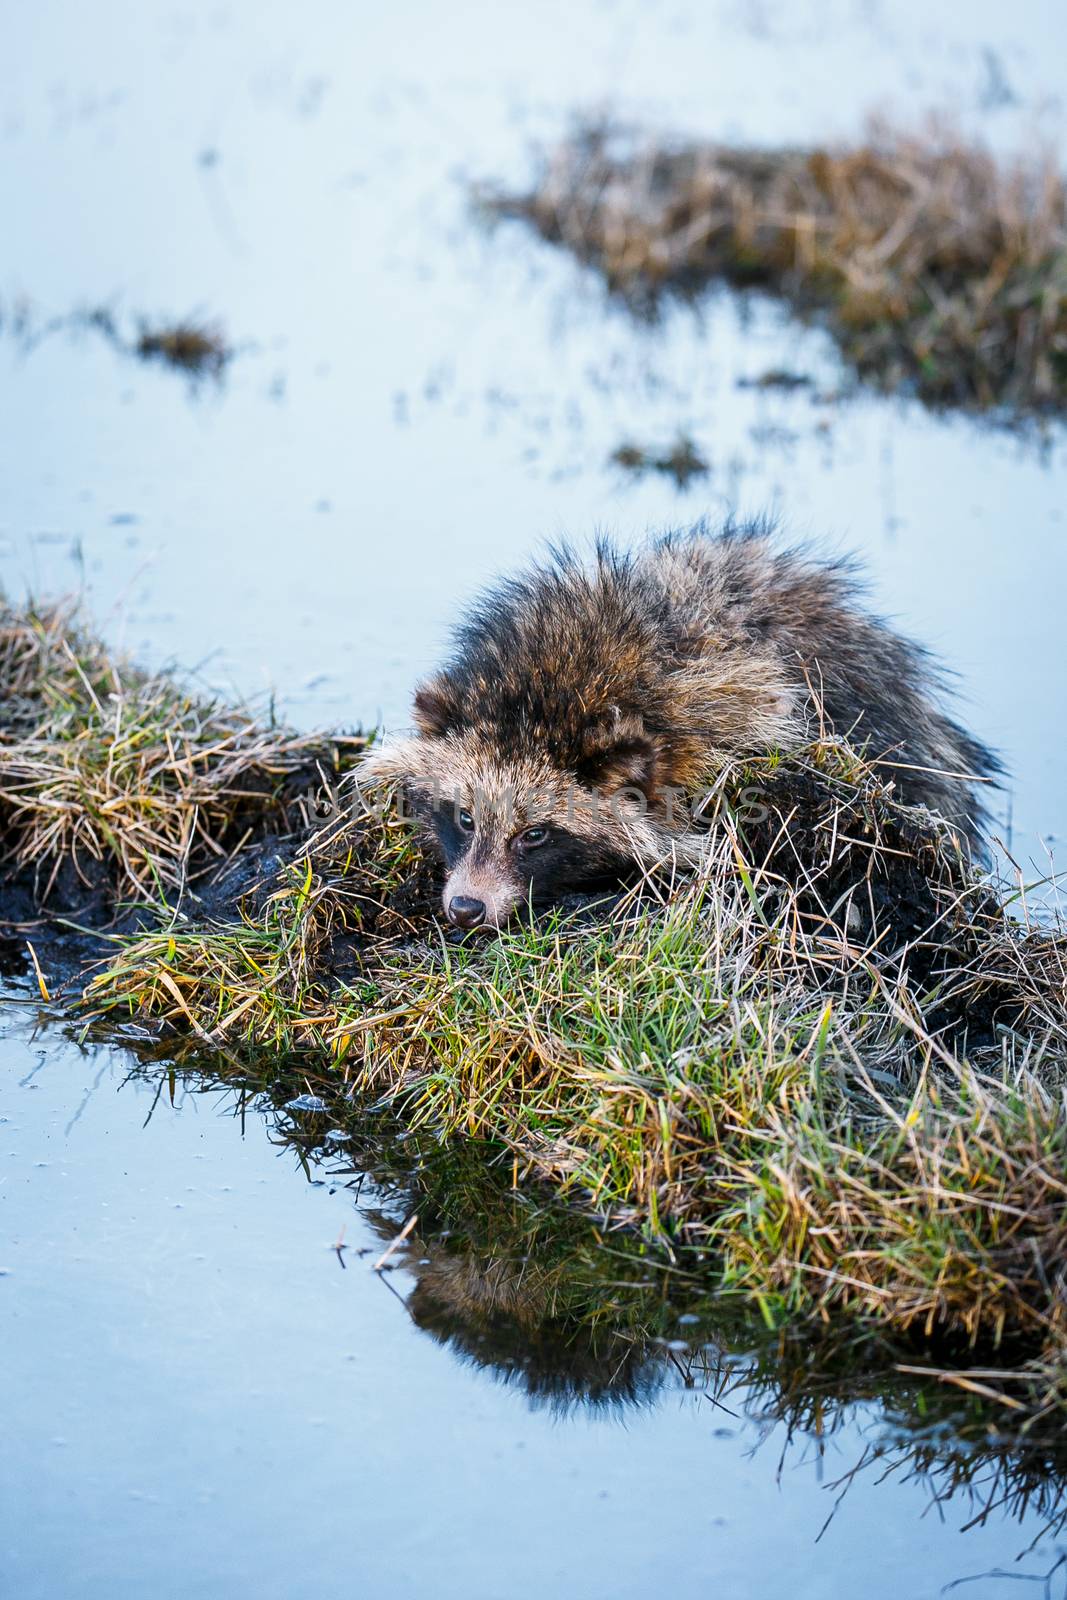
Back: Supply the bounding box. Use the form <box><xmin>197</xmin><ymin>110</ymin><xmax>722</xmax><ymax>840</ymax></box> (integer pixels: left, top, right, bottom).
<box><xmin>4</xmin><ymin>299</ymin><xmax>235</xmax><ymax>381</ymax></box>
<box><xmin>609</xmin><ymin>432</ymin><xmax>710</xmax><ymax>488</ymax></box>
<box><xmin>0</xmin><ymin>598</ymin><xmax>364</xmax><ymax>902</ymax></box>
<box><xmin>483</xmin><ymin>120</ymin><xmax>1067</xmax><ymax>416</ymax></box>
<box><xmin>134</xmin><ymin>317</ymin><xmax>231</xmax><ymax>377</ymax></box>
<box><xmin>86</xmin><ymin>755</ymin><xmax>1067</xmax><ymax>1373</ymax></box>
<box><xmin>7</xmin><ymin>600</ymin><xmax>1067</xmax><ymax>1409</ymax></box>
<box><xmin>347</xmin><ymin>851</ymin><xmax>1067</xmax><ymax>1347</ymax></box>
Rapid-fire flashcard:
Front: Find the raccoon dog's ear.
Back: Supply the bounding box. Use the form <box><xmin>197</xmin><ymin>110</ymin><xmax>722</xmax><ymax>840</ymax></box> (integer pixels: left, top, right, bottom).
<box><xmin>413</xmin><ymin>675</ymin><xmax>457</xmax><ymax>738</ymax></box>
<box><xmin>576</xmin><ymin>712</ymin><xmax>661</xmax><ymax>797</ymax></box>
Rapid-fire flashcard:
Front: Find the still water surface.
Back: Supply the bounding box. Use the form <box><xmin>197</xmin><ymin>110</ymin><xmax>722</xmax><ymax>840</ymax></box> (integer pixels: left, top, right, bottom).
<box><xmin>2</xmin><ymin>3</ymin><xmax>1066</xmax><ymax>1595</ymax></box>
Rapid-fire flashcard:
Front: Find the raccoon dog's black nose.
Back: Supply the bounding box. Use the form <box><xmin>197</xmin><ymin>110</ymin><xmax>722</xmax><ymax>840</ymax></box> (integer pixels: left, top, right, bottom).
<box><xmin>448</xmin><ymin>895</ymin><xmax>487</xmax><ymax>929</ymax></box>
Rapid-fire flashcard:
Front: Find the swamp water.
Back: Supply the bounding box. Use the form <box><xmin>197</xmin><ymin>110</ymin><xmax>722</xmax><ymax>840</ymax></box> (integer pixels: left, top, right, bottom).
<box><xmin>3</xmin><ymin>3</ymin><xmax>1067</xmax><ymax>1595</ymax></box>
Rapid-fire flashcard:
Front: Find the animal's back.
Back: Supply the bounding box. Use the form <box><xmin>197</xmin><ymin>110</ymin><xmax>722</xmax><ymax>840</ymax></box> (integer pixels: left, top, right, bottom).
<box><xmin>637</xmin><ymin>525</ymin><xmax>997</xmax><ymax>842</ymax></box>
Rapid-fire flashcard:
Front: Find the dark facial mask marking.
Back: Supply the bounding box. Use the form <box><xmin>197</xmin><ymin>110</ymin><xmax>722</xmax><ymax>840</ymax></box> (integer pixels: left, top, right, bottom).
<box><xmin>510</xmin><ymin>829</ymin><xmax>638</xmax><ymax>907</ymax></box>
<box><xmin>429</xmin><ymin>803</ymin><xmax>473</xmax><ymax>869</ymax></box>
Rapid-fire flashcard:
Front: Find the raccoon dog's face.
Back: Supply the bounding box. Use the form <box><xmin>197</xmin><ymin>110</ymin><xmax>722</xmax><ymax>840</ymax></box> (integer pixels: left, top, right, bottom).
<box><xmin>421</xmin><ymin>779</ymin><xmax>639</xmax><ymax>930</ymax></box>
<box><xmin>362</xmin><ymin>728</ymin><xmax>670</xmax><ymax>932</ymax></box>
<box><xmin>357</xmin><ymin>556</ymin><xmax>721</xmax><ymax>930</ymax></box>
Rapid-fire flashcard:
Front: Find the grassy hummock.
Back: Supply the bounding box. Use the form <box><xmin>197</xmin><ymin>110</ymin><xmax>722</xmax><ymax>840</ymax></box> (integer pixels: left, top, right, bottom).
<box><xmin>0</xmin><ymin>598</ymin><xmax>364</xmax><ymax>907</ymax></box>
<box><xmin>481</xmin><ymin>121</ymin><xmax>1067</xmax><ymax>417</ymax></box>
<box><xmin>3</xmin><ymin>600</ymin><xmax>1067</xmax><ymax>1424</ymax></box>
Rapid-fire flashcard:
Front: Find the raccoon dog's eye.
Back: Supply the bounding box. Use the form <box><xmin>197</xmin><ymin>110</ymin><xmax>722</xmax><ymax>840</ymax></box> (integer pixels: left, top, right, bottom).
<box><xmin>456</xmin><ymin>808</ymin><xmax>475</xmax><ymax>832</ymax></box>
<box><xmin>516</xmin><ymin>825</ymin><xmax>549</xmax><ymax>850</ymax></box>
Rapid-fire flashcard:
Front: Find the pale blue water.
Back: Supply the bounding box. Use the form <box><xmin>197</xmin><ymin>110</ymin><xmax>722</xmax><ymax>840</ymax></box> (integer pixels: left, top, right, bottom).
<box><xmin>4</xmin><ymin>982</ymin><xmax>1066</xmax><ymax>1600</ymax></box>
<box><xmin>2</xmin><ymin>3</ymin><xmax>1066</xmax><ymax>1595</ymax></box>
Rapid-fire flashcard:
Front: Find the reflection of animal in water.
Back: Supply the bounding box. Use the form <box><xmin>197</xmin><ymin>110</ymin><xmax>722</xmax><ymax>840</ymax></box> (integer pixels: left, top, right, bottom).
<box><xmin>364</xmin><ymin>521</ymin><xmax>998</xmax><ymax>930</ymax></box>
<box><xmin>382</xmin><ymin>1230</ymin><xmax>665</xmax><ymax>1412</ymax></box>
<box><xmin>376</xmin><ymin>1222</ymin><xmax>1067</xmax><ymax>1542</ymax></box>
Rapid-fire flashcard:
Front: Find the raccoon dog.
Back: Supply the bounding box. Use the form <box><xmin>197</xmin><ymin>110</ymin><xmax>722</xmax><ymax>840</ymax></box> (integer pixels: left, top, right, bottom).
<box><xmin>361</xmin><ymin>522</ymin><xmax>997</xmax><ymax>930</ymax></box>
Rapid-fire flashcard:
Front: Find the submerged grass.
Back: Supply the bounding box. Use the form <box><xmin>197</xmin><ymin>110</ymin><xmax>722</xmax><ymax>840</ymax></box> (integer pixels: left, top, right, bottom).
<box><xmin>4</xmin><ymin>600</ymin><xmax>1067</xmax><ymax>1419</ymax></box>
<box><xmin>482</xmin><ymin>120</ymin><xmax>1067</xmax><ymax>416</ymax></box>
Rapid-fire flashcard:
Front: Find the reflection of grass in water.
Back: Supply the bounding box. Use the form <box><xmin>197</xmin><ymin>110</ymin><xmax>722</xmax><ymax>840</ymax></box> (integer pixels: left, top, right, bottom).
<box><xmin>4</xmin><ymin>599</ymin><xmax>1067</xmax><ymax>1437</ymax></box>
<box><xmin>481</xmin><ymin>120</ymin><xmax>1067</xmax><ymax>419</ymax></box>
<box><xmin>45</xmin><ymin>1027</ymin><xmax>1067</xmax><ymax>1542</ymax></box>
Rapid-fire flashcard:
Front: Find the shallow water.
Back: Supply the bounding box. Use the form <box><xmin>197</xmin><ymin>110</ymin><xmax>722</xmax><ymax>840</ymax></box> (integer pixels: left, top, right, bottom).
<box><xmin>4</xmin><ymin>979</ymin><xmax>1067</xmax><ymax>1600</ymax></box>
<box><xmin>2</xmin><ymin>2</ymin><xmax>1067</xmax><ymax>1595</ymax></box>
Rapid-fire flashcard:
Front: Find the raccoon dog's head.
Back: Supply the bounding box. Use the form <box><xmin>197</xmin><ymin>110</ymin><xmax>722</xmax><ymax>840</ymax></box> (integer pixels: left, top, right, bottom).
<box><xmin>361</xmin><ymin>713</ymin><xmax>670</xmax><ymax>930</ymax></box>
<box><xmin>359</xmin><ymin>541</ymin><xmax>793</xmax><ymax>930</ymax></box>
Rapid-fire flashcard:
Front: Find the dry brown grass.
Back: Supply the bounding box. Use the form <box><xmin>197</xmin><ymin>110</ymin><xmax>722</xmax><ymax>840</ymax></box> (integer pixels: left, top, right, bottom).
<box><xmin>609</xmin><ymin>432</ymin><xmax>710</xmax><ymax>487</ymax></box>
<box><xmin>3</xmin><ymin>301</ymin><xmax>234</xmax><ymax>380</ymax></box>
<box><xmin>484</xmin><ymin>121</ymin><xmax>1067</xmax><ymax>414</ymax></box>
<box><xmin>134</xmin><ymin>318</ymin><xmax>231</xmax><ymax>377</ymax></box>
<box><xmin>0</xmin><ymin>598</ymin><xmax>364</xmax><ymax>901</ymax></box>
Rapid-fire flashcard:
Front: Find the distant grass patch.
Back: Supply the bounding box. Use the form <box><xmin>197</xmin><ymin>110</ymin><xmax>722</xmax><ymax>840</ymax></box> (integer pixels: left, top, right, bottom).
<box><xmin>134</xmin><ymin>317</ymin><xmax>231</xmax><ymax>377</ymax></box>
<box><xmin>1</xmin><ymin>299</ymin><xmax>234</xmax><ymax>380</ymax></box>
<box><xmin>609</xmin><ymin>432</ymin><xmax>710</xmax><ymax>488</ymax></box>
<box><xmin>481</xmin><ymin>121</ymin><xmax>1067</xmax><ymax>417</ymax></box>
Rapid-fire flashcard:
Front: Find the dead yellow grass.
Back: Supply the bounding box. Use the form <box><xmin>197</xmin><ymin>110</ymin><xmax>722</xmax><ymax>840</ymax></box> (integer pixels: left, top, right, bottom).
<box><xmin>484</xmin><ymin>120</ymin><xmax>1067</xmax><ymax>413</ymax></box>
<box><xmin>0</xmin><ymin>598</ymin><xmax>364</xmax><ymax>899</ymax></box>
